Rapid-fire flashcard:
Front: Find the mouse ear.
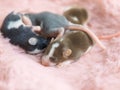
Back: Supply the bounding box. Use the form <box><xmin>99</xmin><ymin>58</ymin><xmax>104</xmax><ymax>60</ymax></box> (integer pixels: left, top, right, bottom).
<box><xmin>63</xmin><ymin>48</ymin><xmax>72</xmax><ymax>58</ymax></box>
<box><xmin>28</xmin><ymin>37</ymin><xmax>38</xmax><ymax>45</ymax></box>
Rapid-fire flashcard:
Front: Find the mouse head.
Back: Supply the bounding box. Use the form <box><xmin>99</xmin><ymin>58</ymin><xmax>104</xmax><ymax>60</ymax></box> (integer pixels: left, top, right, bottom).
<box><xmin>41</xmin><ymin>38</ymin><xmax>73</xmax><ymax>66</ymax></box>
<box><xmin>24</xmin><ymin>27</ymin><xmax>50</xmax><ymax>54</ymax></box>
<box><xmin>15</xmin><ymin>25</ymin><xmax>50</xmax><ymax>54</ymax></box>
<box><xmin>26</xmin><ymin>36</ymin><xmax>50</xmax><ymax>54</ymax></box>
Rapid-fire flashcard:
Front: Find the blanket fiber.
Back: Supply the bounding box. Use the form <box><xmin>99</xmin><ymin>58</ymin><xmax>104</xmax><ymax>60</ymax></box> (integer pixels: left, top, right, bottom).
<box><xmin>0</xmin><ymin>0</ymin><xmax>120</xmax><ymax>90</ymax></box>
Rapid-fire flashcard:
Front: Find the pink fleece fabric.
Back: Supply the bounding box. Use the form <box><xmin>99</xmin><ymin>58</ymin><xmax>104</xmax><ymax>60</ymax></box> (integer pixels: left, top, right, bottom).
<box><xmin>0</xmin><ymin>0</ymin><xmax>120</xmax><ymax>90</ymax></box>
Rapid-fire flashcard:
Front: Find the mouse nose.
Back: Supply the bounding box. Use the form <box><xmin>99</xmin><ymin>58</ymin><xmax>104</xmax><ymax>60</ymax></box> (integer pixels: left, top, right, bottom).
<box><xmin>41</xmin><ymin>59</ymin><xmax>50</xmax><ymax>66</ymax></box>
<box><xmin>41</xmin><ymin>56</ymin><xmax>56</xmax><ymax>66</ymax></box>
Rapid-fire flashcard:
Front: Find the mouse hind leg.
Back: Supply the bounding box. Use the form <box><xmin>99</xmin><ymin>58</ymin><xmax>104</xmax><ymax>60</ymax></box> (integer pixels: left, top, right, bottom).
<box><xmin>21</xmin><ymin>15</ymin><xmax>32</xmax><ymax>25</ymax></box>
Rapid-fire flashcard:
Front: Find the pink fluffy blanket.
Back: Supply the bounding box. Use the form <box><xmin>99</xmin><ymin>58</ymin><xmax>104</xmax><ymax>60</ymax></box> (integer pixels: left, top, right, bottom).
<box><xmin>0</xmin><ymin>0</ymin><xmax>120</xmax><ymax>90</ymax></box>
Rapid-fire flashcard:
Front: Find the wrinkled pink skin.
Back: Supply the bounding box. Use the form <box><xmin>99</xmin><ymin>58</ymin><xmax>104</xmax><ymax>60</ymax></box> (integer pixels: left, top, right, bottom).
<box><xmin>1</xmin><ymin>0</ymin><xmax>120</xmax><ymax>90</ymax></box>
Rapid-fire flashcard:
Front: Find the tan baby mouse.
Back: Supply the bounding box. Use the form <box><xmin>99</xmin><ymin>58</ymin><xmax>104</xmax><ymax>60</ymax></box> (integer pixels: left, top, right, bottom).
<box><xmin>41</xmin><ymin>25</ymin><xmax>106</xmax><ymax>66</ymax></box>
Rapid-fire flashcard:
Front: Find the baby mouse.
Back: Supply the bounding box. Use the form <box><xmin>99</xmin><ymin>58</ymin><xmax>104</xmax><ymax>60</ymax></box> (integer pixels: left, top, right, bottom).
<box><xmin>41</xmin><ymin>25</ymin><xmax>106</xmax><ymax>66</ymax></box>
<box><xmin>1</xmin><ymin>11</ymin><xmax>50</xmax><ymax>54</ymax></box>
<box><xmin>24</xmin><ymin>11</ymin><xmax>69</xmax><ymax>39</ymax></box>
<box><xmin>63</xmin><ymin>7</ymin><xmax>89</xmax><ymax>25</ymax></box>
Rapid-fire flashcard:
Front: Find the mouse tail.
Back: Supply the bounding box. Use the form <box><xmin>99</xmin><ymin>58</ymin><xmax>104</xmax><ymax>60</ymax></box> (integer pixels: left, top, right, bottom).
<box><xmin>65</xmin><ymin>25</ymin><xmax>106</xmax><ymax>50</ymax></box>
<box><xmin>98</xmin><ymin>31</ymin><xmax>120</xmax><ymax>40</ymax></box>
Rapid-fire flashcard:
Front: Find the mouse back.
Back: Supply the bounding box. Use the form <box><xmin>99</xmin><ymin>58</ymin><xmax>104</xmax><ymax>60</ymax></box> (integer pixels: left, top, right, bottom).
<box><xmin>63</xmin><ymin>31</ymin><xmax>93</xmax><ymax>59</ymax></box>
<box><xmin>26</xmin><ymin>12</ymin><xmax>69</xmax><ymax>36</ymax></box>
<box><xmin>41</xmin><ymin>12</ymin><xmax>69</xmax><ymax>31</ymax></box>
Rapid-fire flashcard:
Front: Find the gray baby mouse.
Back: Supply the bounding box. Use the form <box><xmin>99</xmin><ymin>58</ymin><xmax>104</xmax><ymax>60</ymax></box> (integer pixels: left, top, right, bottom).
<box><xmin>24</xmin><ymin>11</ymin><xmax>69</xmax><ymax>39</ymax></box>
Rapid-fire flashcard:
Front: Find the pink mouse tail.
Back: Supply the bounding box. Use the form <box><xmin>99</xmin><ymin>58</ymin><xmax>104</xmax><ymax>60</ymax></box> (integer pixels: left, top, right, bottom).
<box><xmin>98</xmin><ymin>31</ymin><xmax>120</xmax><ymax>40</ymax></box>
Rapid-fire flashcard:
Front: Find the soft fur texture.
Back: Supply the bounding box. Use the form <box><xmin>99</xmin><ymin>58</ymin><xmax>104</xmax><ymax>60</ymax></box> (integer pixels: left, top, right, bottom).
<box><xmin>0</xmin><ymin>0</ymin><xmax>120</xmax><ymax>90</ymax></box>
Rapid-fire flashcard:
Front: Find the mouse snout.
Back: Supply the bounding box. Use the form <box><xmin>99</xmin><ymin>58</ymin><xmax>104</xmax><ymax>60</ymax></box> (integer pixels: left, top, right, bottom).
<box><xmin>41</xmin><ymin>56</ymin><xmax>56</xmax><ymax>66</ymax></box>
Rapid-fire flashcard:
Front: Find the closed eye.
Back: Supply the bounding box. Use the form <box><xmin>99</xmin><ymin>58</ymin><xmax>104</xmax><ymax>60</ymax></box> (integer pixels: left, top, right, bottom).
<box><xmin>50</xmin><ymin>57</ymin><xmax>57</xmax><ymax>62</ymax></box>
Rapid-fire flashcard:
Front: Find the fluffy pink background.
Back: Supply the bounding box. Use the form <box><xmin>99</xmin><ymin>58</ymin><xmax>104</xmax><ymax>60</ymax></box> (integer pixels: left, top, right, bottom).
<box><xmin>0</xmin><ymin>0</ymin><xmax>120</xmax><ymax>90</ymax></box>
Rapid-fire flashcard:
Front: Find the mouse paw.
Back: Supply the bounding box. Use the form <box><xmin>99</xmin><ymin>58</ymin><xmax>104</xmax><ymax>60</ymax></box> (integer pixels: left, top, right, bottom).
<box><xmin>32</xmin><ymin>26</ymin><xmax>41</xmax><ymax>32</ymax></box>
<box><xmin>22</xmin><ymin>15</ymin><xmax>32</xmax><ymax>25</ymax></box>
